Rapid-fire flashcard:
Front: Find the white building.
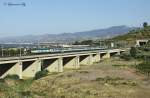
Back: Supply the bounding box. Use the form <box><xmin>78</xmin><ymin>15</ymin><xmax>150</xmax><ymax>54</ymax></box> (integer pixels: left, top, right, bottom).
<box><xmin>135</xmin><ymin>39</ymin><xmax>149</xmax><ymax>47</ymax></box>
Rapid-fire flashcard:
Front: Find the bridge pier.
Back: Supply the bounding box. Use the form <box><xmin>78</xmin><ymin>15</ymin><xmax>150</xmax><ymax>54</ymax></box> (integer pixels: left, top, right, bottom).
<box><xmin>79</xmin><ymin>54</ymin><xmax>93</xmax><ymax>65</ymax></box>
<box><xmin>100</xmin><ymin>52</ymin><xmax>110</xmax><ymax>59</ymax></box>
<box><xmin>42</xmin><ymin>58</ymin><xmax>63</xmax><ymax>72</ymax></box>
<box><xmin>0</xmin><ymin>62</ymin><xmax>22</xmax><ymax>79</ymax></box>
<box><xmin>63</xmin><ymin>56</ymin><xmax>80</xmax><ymax>69</ymax></box>
<box><xmin>22</xmin><ymin>59</ymin><xmax>41</xmax><ymax>78</ymax></box>
<box><xmin>92</xmin><ymin>53</ymin><xmax>100</xmax><ymax>63</ymax></box>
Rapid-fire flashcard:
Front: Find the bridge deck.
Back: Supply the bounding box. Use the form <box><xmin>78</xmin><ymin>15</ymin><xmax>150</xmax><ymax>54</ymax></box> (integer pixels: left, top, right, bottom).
<box><xmin>0</xmin><ymin>49</ymin><xmax>125</xmax><ymax>62</ymax></box>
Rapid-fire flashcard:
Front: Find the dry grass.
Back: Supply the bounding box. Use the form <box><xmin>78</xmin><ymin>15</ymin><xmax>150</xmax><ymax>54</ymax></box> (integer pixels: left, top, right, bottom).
<box><xmin>0</xmin><ymin>58</ymin><xmax>150</xmax><ymax>98</ymax></box>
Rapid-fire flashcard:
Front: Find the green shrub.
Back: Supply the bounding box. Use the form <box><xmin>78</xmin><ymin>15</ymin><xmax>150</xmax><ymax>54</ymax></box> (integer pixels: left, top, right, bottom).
<box><xmin>112</xmin><ymin>64</ymin><xmax>127</xmax><ymax>67</ymax></box>
<box><xmin>20</xmin><ymin>91</ymin><xmax>31</xmax><ymax>96</ymax></box>
<box><xmin>95</xmin><ymin>76</ymin><xmax>137</xmax><ymax>86</ymax></box>
<box><xmin>34</xmin><ymin>70</ymin><xmax>49</xmax><ymax>80</ymax></box>
<box><xmin>130</xmin><ymin>47</ymin><xmax>138</xmax><ymax>58</ymax></box>
<box><xmin>4</xmin><ymin>75</ymin><xmax>20</xmax><ymax>80</ymax></box>
<box><xmin>95</xmin><ymin>77</ymin><xmax>105</xmax><ymax>81</ymax></box>
<box><xmin>0</xmin><ymin>79</ymin><xmax>5</xmax><ymax>83</ymax></box>
<box><xmin>79</xmin><ymin>70</ymin><xmax>89</xmax><ymax>74</ymax></box>
<box><xmin>95</xmin><ymin>76</ymin><xmax>123</xmax><ymax>83</ymax></box>
<box><xmin>136</xmin><ymin>61</ymin><xmax>150</xmax><ymax>76</ymax></box>
<box><xmin>60</xmin><ymin>95</ymin><xmax>66</xmax><ymax>98</ymax></box>
<box><xmin>0</xmin><ymin>82</ymin><xmax>11</xmax><ymax>91</ymax></box>
<box><xmin>120</xmin><ymin>53</ymin><xmax>132</xmax><ymax>61</ymax></box>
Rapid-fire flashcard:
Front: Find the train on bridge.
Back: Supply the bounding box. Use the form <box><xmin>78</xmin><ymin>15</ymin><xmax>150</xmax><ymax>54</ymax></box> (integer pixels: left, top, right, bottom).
<box><xmin>30</xmin><ymin>48</ymin><xmax>105</xmax><ymax>54</ymax></box>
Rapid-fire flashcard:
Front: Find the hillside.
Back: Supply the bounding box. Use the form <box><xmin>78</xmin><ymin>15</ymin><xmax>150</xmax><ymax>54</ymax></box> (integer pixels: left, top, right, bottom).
<box><xmin>0</xmin><ymin>26</ymin><xmax>134</xmax><ymax>43</ymax></box>
<box><xmin>112</xmin><ymin>26</ymin><xmax>150</xmax><ymax>41</ymax></box>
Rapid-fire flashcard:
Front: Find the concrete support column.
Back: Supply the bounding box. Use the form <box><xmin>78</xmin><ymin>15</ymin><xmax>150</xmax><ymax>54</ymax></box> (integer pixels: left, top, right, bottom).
<box><xmin>80</xmin><ymin>54</ymin><xmax>93</xmax><ymax>65</ymax></box>
<box><xmin>92</xmin><ymin>53</ymin><xmax>100</xmax><ymax>63</ymax></box>
<box><xmin>101</xmin><ymin>52</ymin><xmax>110</xmax><ymax>59</ymax></box>
<box><xmin>45</xmin><ymin>58</ymin><xmax>63</xmax><ymax>72</ymax></box>
<box><xmin>58</xmin><ymin>58</ymin><xmax>63</xmax><ymax>72</ymax></box>
<box><xmin>0</xmin><ymin>62</ymin><xmax>22</xmax><ymax>79</ymax></box>
<box><xmin>22</xmin><ymin>59</ymin><xmax>41</xmax><ymax>78</ymax></box>
<box><xmin>75</xmin><ymin>56</ymin><xmax>80</xmax><ymax>69</ymax></box>
<box><xmin>18</xmin><ymin>62</ymin><xmax>23</xmax><ymax>79</ymax></box>
<box><xmin>63</xmin><ymin>56</ymin><xmax>80</xmax><ymax>69</ymax></box>
<box><xmin>89</xmin><ymin>54</ymin><xmax>93</xmax><ymax>65</ymax></box>
<box><xmin>117</xmin><ymin>51</ymin><xmax>121</xmax><ymax>55</ymax></box>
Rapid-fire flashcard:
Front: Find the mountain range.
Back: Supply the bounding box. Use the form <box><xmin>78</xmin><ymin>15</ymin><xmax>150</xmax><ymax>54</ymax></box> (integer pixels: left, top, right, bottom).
<box><xmin>0</xmin><ymin>25</ymin><xmax>135</xmax><ymax>43</ymax></box>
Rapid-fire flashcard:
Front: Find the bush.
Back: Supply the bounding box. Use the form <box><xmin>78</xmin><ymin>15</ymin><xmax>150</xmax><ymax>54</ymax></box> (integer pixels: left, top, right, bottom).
<box><xmin>0</xmin><ymin>79</ymin><xmax>5</xmax><ymax>83</ymax></box>
<box><xmin>95</xmin><ymin>76</ymin><xmax>137</xmax><ymax>86</ymax></box>
<box><xmin>34</xmin><ymin>70</ymin><xmax>49</xmax><ymax>80</ymax></box>
<box><xmin>0</xmin><ymin>82</ymin><xmax>11</xmax><ymax>91</ymax></box>
<box><xmin>112</xmin><ymin>64</ymin><xmax>127</xmax><ymax>67</ymax></box>
<box><xmin>95</xmin><ymin>76</ymin><xmax>123</xmax><ymax>82</ymax></box>
<box><xmin>130</xmin><ymin>47</ymin><xmax>137</xmax><ymax>58</ymax></box>
<box><xmin>20</xmin><ymin>91</ymin><xmax>31</xmax><ymax>97</ymax></box>
<box><xmin>4</xmin><ymin>75</ymin><xmax>20</xmax><ymax>80</ymax></box>
<box><xmin>136</xmin><ymin>61</ymin><xmax>150</xmax><ymax>76</ymax></box>
<box><xmin>120</xmin><ymin>53</ymin><xmax>132</xmax><ymax>61</ymax></box>
<box><xmin>79</xmin><ymin>70</ymin><xmax>89</xmax><ymax>74</ymax></box>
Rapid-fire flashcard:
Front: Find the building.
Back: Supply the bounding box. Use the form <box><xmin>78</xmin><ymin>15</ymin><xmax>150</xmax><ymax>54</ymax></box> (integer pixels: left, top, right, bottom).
<box><xmin>135</xmin><ymin>39</ymin><xmax>150</xmax><ymax>47</ymax></box>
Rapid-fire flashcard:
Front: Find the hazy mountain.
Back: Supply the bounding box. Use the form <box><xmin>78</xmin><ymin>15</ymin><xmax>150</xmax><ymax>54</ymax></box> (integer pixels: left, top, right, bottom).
<box><xmin>0</xmin><ymin>25</ymin><xmax>135</xmax><ymax>43</ymax></box>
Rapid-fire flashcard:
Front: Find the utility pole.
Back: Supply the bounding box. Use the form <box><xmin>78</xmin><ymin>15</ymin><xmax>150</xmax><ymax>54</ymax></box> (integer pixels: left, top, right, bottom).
<box><xmin>20</xmin><ymin>47</ymin><xmax>22</xmax><ymax>57</ymax></box>
<box><xmin>37</xmin><ymin>39</ymin><xmax>40</xmax><ymax>49</ymax></box>
<box><xmin>1</xmin><ymin>45</ymin><xmax>4</xmax><ymax>57</ymax></box>
<box><xmin>19</xmin><ymin>43</ymin><xmax>22</xmax><ymax>57</ymax></box>
<box><xmin>99</xmin><ymin>41</ymin><xmax>101</xmax><ymax>48</ymax></box>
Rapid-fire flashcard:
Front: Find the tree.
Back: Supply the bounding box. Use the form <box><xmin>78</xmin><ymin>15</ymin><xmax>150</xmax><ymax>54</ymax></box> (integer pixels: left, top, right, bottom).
<box><xmin>81</xmin><ymin>40</ymin><xmax>93</xmax><ymax>45</ymax></box>
<box><xmin>143</xmin><ymin>22</ymin><xmax>148</xmax><ymax>28</ymax></box>
<box><xmin>73</xmin><ymin>41</ymin><xmax>80</xmax><ymax>45</ymax></box>
<box><xmin>130</xmin><ymin>47</ymin><xmax>137</xmax><ymax>58</ymax></box>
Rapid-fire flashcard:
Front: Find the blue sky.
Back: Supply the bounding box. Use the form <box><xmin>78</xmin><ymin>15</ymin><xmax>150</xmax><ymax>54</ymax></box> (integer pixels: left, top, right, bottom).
<box><xmin>0</xmin><ymin>0</ymin><xmax>150</xmax><ymax>37</ymax></box>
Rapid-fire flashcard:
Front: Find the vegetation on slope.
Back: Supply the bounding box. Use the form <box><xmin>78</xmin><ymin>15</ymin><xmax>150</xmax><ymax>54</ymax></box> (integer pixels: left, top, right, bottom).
<box><xmin>73</xmin><ymin>23</ymin><xmax>150</xmax><ymax>48</ymax></box>
<box><xmin>113</xmin><ymin>22</ymin><xmax>150</xmax><ymax>41</ymax></box>
<box><xmin>129</xmin><ymin>43</ymin><xmax>150</xmax><ymax>77</ymax></box>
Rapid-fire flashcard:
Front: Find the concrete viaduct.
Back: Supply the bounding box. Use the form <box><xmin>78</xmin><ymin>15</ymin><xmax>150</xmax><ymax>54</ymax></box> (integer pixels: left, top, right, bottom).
<box><xmin>0</xmin><ymin>49</ymin><xmax>125</xmax><ymax>79</ymax></box>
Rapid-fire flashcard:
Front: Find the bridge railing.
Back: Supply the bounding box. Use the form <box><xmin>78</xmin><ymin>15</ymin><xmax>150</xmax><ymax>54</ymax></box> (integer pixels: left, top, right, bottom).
<box><xmin>0</xmin><ymin>48</ymin><xmax>107</xmax><ymax>58</ymax></box>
